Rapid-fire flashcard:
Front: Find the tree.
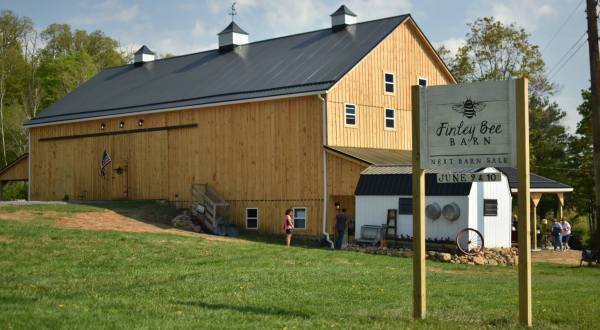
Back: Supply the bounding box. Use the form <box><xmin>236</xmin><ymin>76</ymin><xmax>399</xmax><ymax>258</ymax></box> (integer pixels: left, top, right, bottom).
<box><xmin>0</xmin><ymin>10</ymin><xmax>32</xmax><ymax>165</ymax></box>
<box><xmin>37</xmin><ymin>24</ymin><xmax>127</xmax><ymax>109</ymax></box>
<box><xmin>446</xmin><ymin>17</ymin><xmax>555</xmax><ymax>99</ymax></box>
<box><xmin>567</xmin><ymin>90</ymin><xmax>597</xmax><ymax>245</ymax></box>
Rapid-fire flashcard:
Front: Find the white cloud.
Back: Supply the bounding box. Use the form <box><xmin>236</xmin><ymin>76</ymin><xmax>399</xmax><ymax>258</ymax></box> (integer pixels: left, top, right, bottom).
<box><xmin>71</xmin><ymin>0</ymin><xmax>140</xmax><ymax>25</ymax></box>
<box><xmin>343</xmin><ymin>0</ymin><xmax>412</xmax><ymax>21</ymax></box>
<box><xmin>490</xmin><ymin>0</ymin><xmax>558</xmax><ymax>30</ymax></box>
<box><xmin>433</xmin><ymin>37</ymin><xmax>465</xmax><ymax>57</ymax></box>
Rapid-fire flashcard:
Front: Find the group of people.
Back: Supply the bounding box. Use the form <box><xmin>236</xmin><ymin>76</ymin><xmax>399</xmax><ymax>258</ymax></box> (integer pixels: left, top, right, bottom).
<box><xmin>283</xmin><ymin>208</ymin><xmax>351</xmax><ymax>249</ymax></box>
<box><xmin>550</xmin><ymin>218</ymin><xmax>572</xmax><ymax>251</ymax></box>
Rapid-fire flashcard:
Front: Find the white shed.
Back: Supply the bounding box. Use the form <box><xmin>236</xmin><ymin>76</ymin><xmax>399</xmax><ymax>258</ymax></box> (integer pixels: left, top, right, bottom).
<box><xmin>354</xmin><ymin>166</ymin><xmax>513</xmax><ymax>248</ymax></box>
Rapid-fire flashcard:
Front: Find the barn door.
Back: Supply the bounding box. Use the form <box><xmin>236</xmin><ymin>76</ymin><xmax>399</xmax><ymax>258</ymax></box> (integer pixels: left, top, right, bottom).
<box><xmin>110</xmin><ymin>134</ymin><xmax>129</xmax><ymax>200</ymax></box>
<box><xmin>111</xmin><ymin>160</ymin><xmax>128</xmax><ymax>200</ymax></box>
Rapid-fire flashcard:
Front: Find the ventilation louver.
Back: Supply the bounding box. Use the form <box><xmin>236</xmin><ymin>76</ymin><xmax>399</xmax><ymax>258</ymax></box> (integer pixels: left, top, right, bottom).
<box><xmin>425</xmin><ymin>202</ymin><xmax>441</xmax><ymax>220</ymax></box>
<box><xmin>442</xmin><ymin>202</ymin><xmax>460</xmax><ymax>221</ymax></box>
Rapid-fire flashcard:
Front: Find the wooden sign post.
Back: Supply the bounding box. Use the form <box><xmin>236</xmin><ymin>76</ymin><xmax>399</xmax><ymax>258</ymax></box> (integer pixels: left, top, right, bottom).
<box><xmin>412</xmin><ymin>78</ymin><xmax>531</xmax><ymax>326</ymax></box>
<box><xmin>411</xmin><ymin>85</ymin><xmax>426</xmax><ymax>319</ymax></box>
<box><xmin>515</xmin><ymin>78</ymin><xmax>531</xmax><ymax>327</ymax></box>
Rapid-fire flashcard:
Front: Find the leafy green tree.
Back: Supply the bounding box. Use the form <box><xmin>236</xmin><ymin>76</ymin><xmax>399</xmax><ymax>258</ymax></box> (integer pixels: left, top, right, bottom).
<box><xmin>37</xmin><ymin>24</ymin><xmax>127</xmax><ymax>109</ymax></box>
<box><xmin>0</xmin><ymin>10</ymin><xmax>32</xmax><ymax>165</ymax></box>
<box><xmin>567</xmin><ymin>90</ymin><xmax>597</xmax><ymax>245</ymax></box>
<box><xmin>447</xmin><ymin>17</ymin><xmax>554</xmax><ymax>98</ymax></box>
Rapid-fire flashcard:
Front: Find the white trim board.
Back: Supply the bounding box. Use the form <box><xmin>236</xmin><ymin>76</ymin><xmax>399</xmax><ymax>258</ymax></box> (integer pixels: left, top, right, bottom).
<box><xmin>510</xmin><ymin>188</ymin><xmax>573</xmax><ymax>193</ymax></box>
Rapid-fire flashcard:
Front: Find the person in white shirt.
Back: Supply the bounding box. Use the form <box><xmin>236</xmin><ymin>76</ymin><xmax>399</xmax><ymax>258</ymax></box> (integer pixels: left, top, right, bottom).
<box><xmin>560</xmin><ymin>218</ymin><xmax>572</xmax><ymax>250</ymax></box>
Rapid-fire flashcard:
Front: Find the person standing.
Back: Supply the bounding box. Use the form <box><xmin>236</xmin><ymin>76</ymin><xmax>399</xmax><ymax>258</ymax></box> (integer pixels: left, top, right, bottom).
<box><xmin>335</xmin><ymin>208</ymin><xmax>349</xmax><ymax>249</ymax></box>
<box><xmin>551</xmin><ymin>219</ymin><xmax>562</xmax><ymax>252</ymax></box>
<box><xmin>560</xmin><ymin>218</ymin><xmax>572</xmax><ymax>250</ymax></box>
<box><xmin>284</xmin><ymin>209</ymin><xmax>294</xmax><ymax>247</ymax></box>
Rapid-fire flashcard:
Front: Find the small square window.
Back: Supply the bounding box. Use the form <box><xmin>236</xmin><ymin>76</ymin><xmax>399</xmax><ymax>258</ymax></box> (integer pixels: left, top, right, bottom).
<box><xmin>385</xmin><ymin>108</ymin><xmax>395</xmax><ymax>129</ymax></box>
<box><xmin>345</xmin><ymin>104</ymin><xmax>356</xmax><ymax>126</ymax></box>
<box><xmin>398</xmin><ymin>198</ymin><xmax>412</xmax><ymax>215</ymax></box>
<box><xmin>418</xmin><ymin>78</ymin><xmax>427</xmax><ymax>87</ymax></box>
<box><xmin>293</xmin><ymin>207</ymin><xmax>307</xmax><ymax>229</ymax></box>
<box><xmin>246</xmin><ymin>208</ymin><xmax>259</xmax><ymax>229</ymax></box>
<box><xmin>483</xmin><ymin>199</ymin><xmax>498</xmax><ymax>216</ymax></box>
<box><xmin>384</xmin><ymin>73</ymin><xmax>395</xmax><ymax>94</ymax></box>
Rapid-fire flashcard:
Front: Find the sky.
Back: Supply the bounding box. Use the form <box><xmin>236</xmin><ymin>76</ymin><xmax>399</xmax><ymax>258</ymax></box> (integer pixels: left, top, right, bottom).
<box><xmin>0</xmin><ymin>0</ymin><xmax>591</xmax><ymax>132</ymax></box>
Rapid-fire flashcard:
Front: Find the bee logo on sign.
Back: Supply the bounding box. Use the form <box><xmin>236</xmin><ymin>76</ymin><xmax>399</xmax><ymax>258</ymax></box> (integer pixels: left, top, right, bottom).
<box><xmin>419</xmin><ymin>80</ymin><xmax>517</xmax><ymax>169</ymax></box>
<box><xmin>451</xmin><ymin>97</ymin><xmax>486</xmax><ymax>118</ymax></box>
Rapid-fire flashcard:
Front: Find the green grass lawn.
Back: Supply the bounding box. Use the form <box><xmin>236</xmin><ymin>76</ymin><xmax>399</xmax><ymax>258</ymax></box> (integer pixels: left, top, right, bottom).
<box><xmin>0</xmin><ymin>203</ymin><xmax>598</xmax><ymax>329</ymax></box>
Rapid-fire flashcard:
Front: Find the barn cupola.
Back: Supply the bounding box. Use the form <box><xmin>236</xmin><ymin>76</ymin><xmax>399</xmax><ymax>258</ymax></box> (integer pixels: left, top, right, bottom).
<box><xmin>218</xmin><ymin>21</ymin><xmax>249</xmax><ymax>52</ymax></box>
<box><xmin>330</xmin><ymin>5</ymin><xmax>357</xmax><ymax>30</ymax></box>
<box><xmin>134</xmin><ymin>45</ymin><xmax>155</xmax><ymax>65</ymax></box>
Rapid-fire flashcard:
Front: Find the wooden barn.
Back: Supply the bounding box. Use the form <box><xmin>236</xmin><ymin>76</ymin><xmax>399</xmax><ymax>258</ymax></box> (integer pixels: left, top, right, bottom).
<box><xmin>24</xmin><ymin>5</ymin><xmax>455</xmax><ymax>236</ymax></box>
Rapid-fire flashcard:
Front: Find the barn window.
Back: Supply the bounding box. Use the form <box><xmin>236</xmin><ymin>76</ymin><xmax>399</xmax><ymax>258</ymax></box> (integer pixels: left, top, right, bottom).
<box><xmin>418</xmin><ymin>77</ymin><xmax>427</xmax><ymax>87</ymax></box>
<box><xmin>398</xmin><ymin>198</ymin><xmax>412</xmax><ymax>215</ymax></box>
<box><xmin>385</xmin><ymin>108</ymin><xmax>395</xmax><ymax>129</ymax></box>
<box><xmin>246</xmin><ymin>208</ymin><xmax>259</xmax><ymax>229</ymax></box>
<box><xmin>484</xmin><ymin>199</ymin><xmax>498</xmax><ymax>216</ymax></box>
<box><xmin>345</xmin><ymin>104</ymin><xmax>356</xmax><ymax>126</ymax></box>
<box><xmin>384</xmin><ymin>72</ymin><xmax>395</xmax><ymax>94</ymax></box>
<box><xmin>293</xmin><ymin>207</ymin><xmax>307</xmax><ymax>229</ymax></box>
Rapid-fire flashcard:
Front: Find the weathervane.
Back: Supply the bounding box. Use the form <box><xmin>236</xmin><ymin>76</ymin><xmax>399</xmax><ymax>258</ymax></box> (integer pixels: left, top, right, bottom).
<box><xmin>229</xmin><ymin>2</ymin><xmax>237</xmax><ymax>22</ymax></box>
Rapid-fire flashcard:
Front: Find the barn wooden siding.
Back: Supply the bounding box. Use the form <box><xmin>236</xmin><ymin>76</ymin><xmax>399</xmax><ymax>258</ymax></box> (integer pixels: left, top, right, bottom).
<box><xmin>30</xmin><ymin>96</ymin><xmax>326</xmax><ymax>235</ymax></box>
<box><xmin>327</xmin><ymin>19</ymin><xmax>455</xmax><ymax>149</ymax></box>
<box><xmin>0</xmin><ymin>154</ymin><xmax>29</xmax><ymax>182</ymax></box>
<box><xmin>29</xmin><ymin>18</ymin><xmax>454</xmax><ymax>236</ymax></box>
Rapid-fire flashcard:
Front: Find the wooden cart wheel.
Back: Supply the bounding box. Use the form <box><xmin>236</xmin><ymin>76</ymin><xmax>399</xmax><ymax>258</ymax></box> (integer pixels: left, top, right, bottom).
<box><xmin>456</xmin><ymin>228</ymin><xmax>484</xmax><ymax>256</ymax></box>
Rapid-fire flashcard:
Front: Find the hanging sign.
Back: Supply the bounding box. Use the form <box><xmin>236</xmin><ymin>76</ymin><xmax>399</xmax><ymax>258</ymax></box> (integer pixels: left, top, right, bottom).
<box><xmin>436</xmin><ymin>171</ymin><xmax>501</xmax><ymax>183</ymax></box>
<box><xmin>420</xmin><ymin>80</ymin><xmax>517</xmax><ymax>169</ymax></box>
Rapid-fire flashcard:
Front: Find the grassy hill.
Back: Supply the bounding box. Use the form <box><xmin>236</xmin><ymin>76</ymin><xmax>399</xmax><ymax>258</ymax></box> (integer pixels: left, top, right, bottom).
<box><xmin>0</xmin><ymin>202</ymin><xmax>598</xmax><ymax>329</ymax></box>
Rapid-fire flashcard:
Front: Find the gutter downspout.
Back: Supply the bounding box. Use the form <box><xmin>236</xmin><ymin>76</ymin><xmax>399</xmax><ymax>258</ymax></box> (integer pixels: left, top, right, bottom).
<box><xmin>319</xmin><ymin>94</ymin><xmax>334</xmax><ymax>248</ymax></box>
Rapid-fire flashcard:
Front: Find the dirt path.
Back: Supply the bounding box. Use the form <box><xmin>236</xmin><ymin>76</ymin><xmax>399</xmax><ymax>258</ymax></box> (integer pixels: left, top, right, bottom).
<box><xmin>55</xmin><ymin>210</ymin><xmax>249</xmax><ymax>243</ymax></box>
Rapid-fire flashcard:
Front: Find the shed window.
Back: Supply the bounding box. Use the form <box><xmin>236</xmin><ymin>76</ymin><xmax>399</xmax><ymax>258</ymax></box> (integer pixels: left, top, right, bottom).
<box><xmin>293</xmin><ymin>208</ymin><xmax>307</xmax><ymax>229</ymax></box>
<box><xmin>384</xmin><ymin>73</ymin><xmax>395</xmax><ymax>94</ymax></box>
<box><xmin>418</xmin><ymin>78</ymin><xmax>427</xmax><ymax>87</ymax></box>
<box><xmin>385</xmin><ymin>108</ymin><xmax>395</xmax><ymax>129</ymax></box>
<box><xmin>483</xmin><ymin>199</ymin><xmax>498</xmax><ymax>216</ymax></box>
<box><xmin>398</xmin><ymin>198</ymin><xmax>412</xmax><ymax>215</ymax></box>
<box><xmin>345</xmin><ymin>104</ymin><xmax>356</xmax><ymax>126</ymax></box>
<box><xmin>246</xmin><ymin>208</ymin><xmax>259</xmax><ymax>229</ymax></box>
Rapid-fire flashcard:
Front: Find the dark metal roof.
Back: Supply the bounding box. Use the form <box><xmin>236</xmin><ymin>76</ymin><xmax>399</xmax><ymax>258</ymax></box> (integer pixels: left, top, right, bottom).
<box><xmin>26</xmin><ymin>14</ymin><xmax>409</xmax><ymax>127</ymax></box>
<box><xmin>355</xmin><ymin>173</ymin><xmax>473</xmax><ymax>196</ymax></box>
<box><xmin>497</xmin><ymin>167</ymin><xmax>573</xmax><ymax>191</ymax></box>
<box><xmin>135</xmin><ymin>45</ymin><xmax>155</xmax><ymax>55</ymax></box>
<box><xmin>218</xmin><ymin>21</ymin><xmax>248</xmax><ymax>35</ymax></box>
<box><xmin>331</xmin><ymin>5</ymin><xmax>357</xmax><ymax>17</ymax></box>
<box><xmin>326</xmin><ymin>146</ymin><xmax>412</xmax><ymax>165</ymax></box>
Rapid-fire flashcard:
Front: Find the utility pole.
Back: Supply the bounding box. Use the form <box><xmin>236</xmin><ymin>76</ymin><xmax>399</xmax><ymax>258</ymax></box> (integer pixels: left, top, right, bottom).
<box><xmin>586</xmin><ymin>0</ymin><xmax>600</xmax><ymax>248</ymax></box>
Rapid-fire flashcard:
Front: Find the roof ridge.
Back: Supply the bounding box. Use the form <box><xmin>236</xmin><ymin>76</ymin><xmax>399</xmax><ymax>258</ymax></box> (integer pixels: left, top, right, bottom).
<box><xmin>103</xmin><ymin>14</ymin><xmax>410</xmax><ymax>71</ymax></box>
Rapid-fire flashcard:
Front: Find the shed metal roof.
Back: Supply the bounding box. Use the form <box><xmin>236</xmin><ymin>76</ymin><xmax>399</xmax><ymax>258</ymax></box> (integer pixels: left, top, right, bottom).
<box><xmin>497</xmin><ymin>167</ymin><xmax>573</xmax><ymax>191</ymax></box>
<box><xmin>325</xmin><ymin>146</ymin><xmax>412</xmax><ymax>165</ymax></box>
<box><xmin>355</xmin><ymin>173</ymin><xmax>473</xmax><ymax>196</ymax></box>
<box><xmin>355</xmin><ymin>164</ymin><xmax>572</xmax><ymax>196</ymax></box>
<box><xmin>26</xmin><ymin>15</ymin><xmax>410</xmax><ymax>127</ymax></box>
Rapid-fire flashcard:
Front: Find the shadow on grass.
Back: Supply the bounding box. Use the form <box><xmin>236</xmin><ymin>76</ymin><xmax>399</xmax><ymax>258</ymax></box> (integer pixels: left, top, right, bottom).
<box><xmin>73</xmin><ymin>200</ymin><xmax>179</xmax><ymax>230</ymax></box>
<box><xmin>175</xmin><ymin>300</ymin><xmax>311</xmax><ymax>318</ymax></box>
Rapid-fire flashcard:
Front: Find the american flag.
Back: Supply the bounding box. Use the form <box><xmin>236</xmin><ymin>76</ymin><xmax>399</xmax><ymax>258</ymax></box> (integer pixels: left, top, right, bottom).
<box><xmin>99</xmin><ymin>150</ymin><xmax>112</xmax><ymax>176</ymax></box>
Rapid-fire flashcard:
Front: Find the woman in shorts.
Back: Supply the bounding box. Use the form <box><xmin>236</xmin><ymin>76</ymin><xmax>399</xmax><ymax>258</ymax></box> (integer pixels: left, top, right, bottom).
<box><xmin>284</xmin><ymin>209</ymin><xmax>294</xmax><ymax>247</ymax></box>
